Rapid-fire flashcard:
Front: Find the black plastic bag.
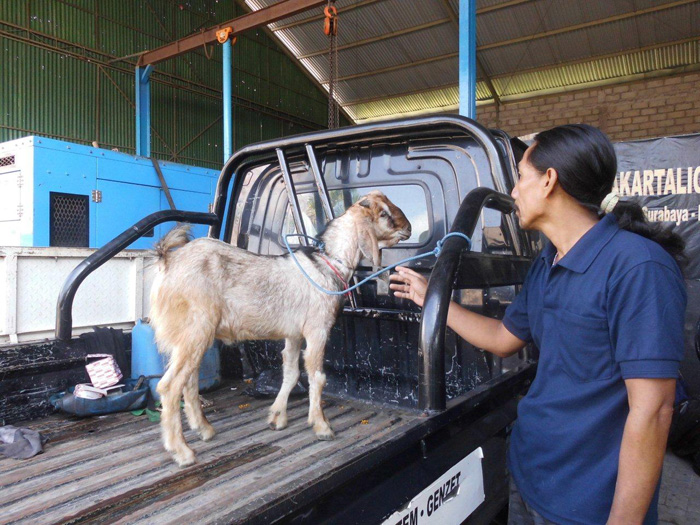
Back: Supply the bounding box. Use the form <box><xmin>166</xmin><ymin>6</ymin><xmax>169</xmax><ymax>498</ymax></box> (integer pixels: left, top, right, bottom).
<box><xmin>50</xmin><ymin>378</ymin><xmax>148</xmax><ymax>417</ymax></box>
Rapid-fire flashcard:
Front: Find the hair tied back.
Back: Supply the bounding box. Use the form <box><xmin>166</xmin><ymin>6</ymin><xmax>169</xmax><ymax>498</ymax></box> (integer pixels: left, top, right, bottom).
<box><xmin>600</xmin><ymin>191</ymin><xmax>620</xmax><ymax>214</ymax></box>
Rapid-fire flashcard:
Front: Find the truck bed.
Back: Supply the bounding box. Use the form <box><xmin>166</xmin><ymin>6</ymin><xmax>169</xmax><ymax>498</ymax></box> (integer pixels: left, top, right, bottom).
<box><xmin>0</xmin><ymin>380</ymin><xmax>423</xmax><ymax>524</ymax></box>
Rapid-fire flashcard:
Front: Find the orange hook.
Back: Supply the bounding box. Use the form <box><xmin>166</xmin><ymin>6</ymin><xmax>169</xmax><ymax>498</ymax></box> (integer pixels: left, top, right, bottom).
<box><xmin>323</xmin><ymin>6</ymin><xmax>338</xmax><ymax>36</ymax></box>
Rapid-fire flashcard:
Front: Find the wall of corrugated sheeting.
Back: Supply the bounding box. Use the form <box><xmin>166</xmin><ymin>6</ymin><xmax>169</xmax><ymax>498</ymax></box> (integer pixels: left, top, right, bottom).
<box><xmin>0</xmin><ymin>0</ymin><xmax>331</xmax><ymax>168</ymax></box>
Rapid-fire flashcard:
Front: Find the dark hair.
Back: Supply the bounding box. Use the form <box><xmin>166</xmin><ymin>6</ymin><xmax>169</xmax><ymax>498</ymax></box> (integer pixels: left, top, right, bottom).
<box><xmin>528</xmin><ymin>124</ymin><xmax>686</xmax><ymax>268</ymax></box>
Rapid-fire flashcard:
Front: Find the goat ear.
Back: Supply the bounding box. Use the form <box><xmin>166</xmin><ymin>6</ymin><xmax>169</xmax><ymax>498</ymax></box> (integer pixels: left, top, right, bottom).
<box><xmin>358</xmin><ymin>198</ymin><xmax>371</xmax><ymax>209</ymax></box>
<box><xmin>357</xmin><ymin>222</ymin><xmax>381</xmax><ymax>267</ymax></box>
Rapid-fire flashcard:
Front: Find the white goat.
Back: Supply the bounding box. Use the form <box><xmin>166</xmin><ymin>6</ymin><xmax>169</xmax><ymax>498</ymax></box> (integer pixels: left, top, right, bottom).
<box><xmin>150</xmin><ymin>191</ymin><xmax>411</xmax><ymax>467</ymax></box>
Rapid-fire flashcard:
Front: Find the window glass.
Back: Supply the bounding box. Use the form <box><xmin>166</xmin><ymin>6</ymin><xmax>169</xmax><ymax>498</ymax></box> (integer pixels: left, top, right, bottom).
<box><xmin>283</xmin><ymin>185</ymin><xmax>430</xmax><ymax>245</ymax></box>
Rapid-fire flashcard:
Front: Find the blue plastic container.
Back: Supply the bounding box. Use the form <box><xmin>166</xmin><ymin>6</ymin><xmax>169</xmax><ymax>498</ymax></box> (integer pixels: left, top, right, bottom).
<box><xmin>131</xmin><ymin>319</ymin><xmax>221</xmax><ymax>402</ymax></box>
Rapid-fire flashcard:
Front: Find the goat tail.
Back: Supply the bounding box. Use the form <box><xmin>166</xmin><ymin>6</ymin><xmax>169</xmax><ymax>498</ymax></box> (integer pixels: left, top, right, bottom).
<box><xmin>154</xmin><ymin>224</ymin><xmax>192</xmax><ymax>266</ymax></box>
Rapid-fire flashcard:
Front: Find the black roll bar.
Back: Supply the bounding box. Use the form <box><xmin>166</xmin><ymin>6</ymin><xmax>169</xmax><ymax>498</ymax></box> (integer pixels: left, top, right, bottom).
<box><xmin>303</xmin><ymin>143</ymin><xmax>360</xmax><ymax>308</ymax></box>
<box><xmin>210</xmin><ymin>115</ymin><xmax>511</xmax><ymax>240</ymax></box>
<box><xmin>276</xmin><ymin>148</ymin><xmax>307</xmax><ymax>244</ymax></box>
<box><xmin>418</xmin><ymin>187</ymin><xmax>515</xmax><ymax>413</ymax></box>
<box><xmin>305</xmin><ymin>144</ymin><xmax>334</xmax><ymax>222</ymax></box>
<box><xmin>55</xmin><ymin>210</ymin><xmax>219</xmax><ymax>341</ymax></box>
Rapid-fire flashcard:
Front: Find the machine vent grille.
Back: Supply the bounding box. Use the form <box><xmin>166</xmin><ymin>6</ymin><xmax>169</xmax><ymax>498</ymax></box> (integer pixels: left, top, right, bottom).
<box><xmin>0</xmin><ymin>155</ymin><xmax>16</xmax><ymax>167</ymax></box>
<box><xmin>50</xmin><ymin>192</ymin><xmax>89</xmax><ymax>247</ymax></box>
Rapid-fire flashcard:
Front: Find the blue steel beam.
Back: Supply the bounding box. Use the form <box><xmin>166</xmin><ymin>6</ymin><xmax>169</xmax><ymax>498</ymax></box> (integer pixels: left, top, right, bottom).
<box><xmin>459</xmin><ymin>0</ymin><xmax>477</xmax><ymax>119</ymax></box>
<box><xmin>223</xmin><ymin>38</ymin><xmax>233</xmax><ymax>163</ymax></box>
<box><xmin>135</xmin><ymin>65</ymin><xmax>153</xmax><ymax>158</ymax></box>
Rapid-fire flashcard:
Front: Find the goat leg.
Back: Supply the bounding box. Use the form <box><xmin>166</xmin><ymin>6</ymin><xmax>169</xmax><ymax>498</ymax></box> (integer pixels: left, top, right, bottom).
<box><xmin>184</xmin><ymin>372</ymin><xmax>216</xmax><ymax>441</ymax></box>
<box><xmin>158</xmin><ymin>362</ymin><xmax>196</xmax><ymax>467</ymax></box>
<box><xmin>268</xmin><ymin>338</ymin><xmax>302</xmax><ymax>431</ymax></box>
<box><xmin>303</xmin><ymin>333</ymin><xmax>334</xmax><ymax>440</ymax></box>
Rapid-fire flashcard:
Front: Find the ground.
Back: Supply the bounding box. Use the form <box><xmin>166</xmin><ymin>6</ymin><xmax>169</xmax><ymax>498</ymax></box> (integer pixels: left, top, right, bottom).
<box><xmin>659</xmin><ymin>452</ymin><xmax>700</xmax><ymax>524</ymax></box>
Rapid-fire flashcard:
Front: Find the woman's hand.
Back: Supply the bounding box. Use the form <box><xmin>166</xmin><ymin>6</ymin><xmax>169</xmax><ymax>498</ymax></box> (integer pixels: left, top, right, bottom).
<box><xmin>389</xmin><ymin>266</ymin><xmax>428</xmax><ymax>307</ymax></box>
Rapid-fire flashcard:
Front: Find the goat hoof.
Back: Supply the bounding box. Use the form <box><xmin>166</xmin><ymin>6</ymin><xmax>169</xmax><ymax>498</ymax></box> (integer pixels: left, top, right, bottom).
<box><xmin>316</xmin><ymin>430</ymin><xmax>335</xmax><ymax>441</ymax></box>
<box><xmin>314</xmin><ymin>423</ymin><xmax>335</xmax><ymax>440</ymax></box>
<box><xmin>199</xmin><ymin>424</ymin><xmax>216</xmax><ymax>442</ymax></box>
<box><xmin>268</xmin><ymin>410</ymin><xmax>288</xmax><ymax>430</ymax></box>
<box><xmin>269</xmin><ymin>418</ymin><xmax>288</xmax><ymax>431</ymax></box>
<box><xmin>173</xmin><ymin>448</ymin><xmax>196</xmax><ymax>468</ymax></box>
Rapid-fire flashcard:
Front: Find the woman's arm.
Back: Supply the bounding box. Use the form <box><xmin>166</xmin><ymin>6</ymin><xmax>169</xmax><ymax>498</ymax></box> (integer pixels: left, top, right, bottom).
<box><xmin>389</xmin><ymin>266</ymin><xmax>526</xmax><ymax>358</ymax></box>
<box><xmin>607</xmin><ymin>377</ymin><xmax>676</xmax><ymax>524</ymax></box>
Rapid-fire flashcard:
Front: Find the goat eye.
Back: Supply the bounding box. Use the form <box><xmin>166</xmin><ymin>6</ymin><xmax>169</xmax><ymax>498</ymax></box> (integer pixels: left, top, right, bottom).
<box><xmin>380</xmin><ymin>211</ymin><xmax>389</xmax><ymax>218</ymax></box>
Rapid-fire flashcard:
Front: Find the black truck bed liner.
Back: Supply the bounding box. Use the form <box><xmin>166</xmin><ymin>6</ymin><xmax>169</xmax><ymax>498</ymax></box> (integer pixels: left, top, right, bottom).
<box><xmin>0</xmin><ymin>380</ymin><xmax>423</xmax><ymax>524</ymax></box>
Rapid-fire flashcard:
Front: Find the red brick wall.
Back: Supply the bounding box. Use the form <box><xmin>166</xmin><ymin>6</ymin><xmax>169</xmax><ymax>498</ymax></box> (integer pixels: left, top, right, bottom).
<box><xmin>477</xmin><ymin>71</ymin><xmax>700</xmax><ymax>141</ymax></box>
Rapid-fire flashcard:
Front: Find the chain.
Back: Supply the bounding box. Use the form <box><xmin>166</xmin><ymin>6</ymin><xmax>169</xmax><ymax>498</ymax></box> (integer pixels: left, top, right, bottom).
<box><xmin>326</xmin><ymin>0</ymin><xmax>339</xmax><ymax>129</ymax></box>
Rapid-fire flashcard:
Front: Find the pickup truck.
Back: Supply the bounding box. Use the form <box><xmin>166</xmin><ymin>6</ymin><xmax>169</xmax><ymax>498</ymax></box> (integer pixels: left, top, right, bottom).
<box><xmin>0</xmin><ymin>115</ymin><xmax>540</xmax><ymax>524</ymax></box>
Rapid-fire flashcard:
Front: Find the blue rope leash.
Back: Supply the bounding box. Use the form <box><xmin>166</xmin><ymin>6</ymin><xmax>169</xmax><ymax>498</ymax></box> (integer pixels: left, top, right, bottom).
<box><xmin>283</xmin><ymin>232</ymin><xmax>472</xmax><ymax>296</ymax></box>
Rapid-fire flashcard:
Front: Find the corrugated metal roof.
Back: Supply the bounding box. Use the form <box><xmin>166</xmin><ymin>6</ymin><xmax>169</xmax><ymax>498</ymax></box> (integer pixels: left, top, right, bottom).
<box><xmin>493</xmin><ymin>39</ymin><xmax>700</xmax><ymax>97</ymax></box>
<box><xmin>301</xmin><ymin>23</ymin><xmax>458</xmax><ymax>81</ymax></box>
<box><xmin>346</xmin><ymin>39</ymin><xmax>700</xmax><ymax>122</ymax></box>
<box><xmin>336</xmin><ymin>56</ymin><xmax>459</xmax><ymax>101</ymax></box>
<box><xmin>479</xmin><ymin>3</ymin><xmax>700</xmax><ymax>76</ymax></box>
<box><xmin>246</xmin><ymin>0</ymin><xmax>700</xmax><ymax>123</ymax></box>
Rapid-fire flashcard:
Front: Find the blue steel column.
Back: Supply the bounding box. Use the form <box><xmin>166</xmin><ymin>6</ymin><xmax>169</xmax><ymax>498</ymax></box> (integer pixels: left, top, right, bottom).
<box><xmin>222</xmin><ymin>38</ymin><xmax>233</xmax><ymax>163</ymax></box>
<box><xmin>459</xmin><ymin>0</ymin><xmax>477</xmax><ymax>119</ymax></box>
<box><xmin>135</xmin><ymin>65</ymin><xmax>153</xmax><ymax>158</ymax></box>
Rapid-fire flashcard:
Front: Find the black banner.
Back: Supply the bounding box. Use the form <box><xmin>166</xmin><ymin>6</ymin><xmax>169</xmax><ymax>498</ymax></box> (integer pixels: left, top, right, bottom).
<box><xmin>614</xmin><ymin>134</ymin><xmax>700</xmax><ymax>392</ymax></box>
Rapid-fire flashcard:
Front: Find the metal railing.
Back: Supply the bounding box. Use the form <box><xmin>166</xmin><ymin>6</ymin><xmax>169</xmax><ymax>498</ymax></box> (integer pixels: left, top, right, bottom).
<box><xmin>55</xmin><ymin>210</ymin><xmax>219</xmax><ymax>341</ymax></box>
<box><xmin>418</xmin><ymin>187</ymin><xmax>516</xmax><ymax>412</ymax></box>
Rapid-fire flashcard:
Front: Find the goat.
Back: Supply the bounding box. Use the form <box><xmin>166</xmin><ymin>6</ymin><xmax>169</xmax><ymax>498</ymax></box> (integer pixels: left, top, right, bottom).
<box><xmin>150</xmin><ymin>190</ymin><xmax>411</xmax><ymax>467</ymax></box>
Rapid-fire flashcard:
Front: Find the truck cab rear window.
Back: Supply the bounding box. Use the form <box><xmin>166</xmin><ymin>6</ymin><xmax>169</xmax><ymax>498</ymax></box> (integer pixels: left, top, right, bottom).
<box><xmin>283</xmin><ymin>184</ymin><xmax>430</xmax><ymax>245</ymax></box>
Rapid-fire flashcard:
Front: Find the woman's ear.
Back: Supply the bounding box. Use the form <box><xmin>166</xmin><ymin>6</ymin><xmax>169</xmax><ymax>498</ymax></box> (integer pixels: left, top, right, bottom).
<box><xmin>543</xmin><ymin>167</ymin><xmax>559</xmax><ymax>198</ymax></box>
<box><xmin>357</xmin><ymin>222</ymin><xmax>381</xmax><ymax>267</ymax></box>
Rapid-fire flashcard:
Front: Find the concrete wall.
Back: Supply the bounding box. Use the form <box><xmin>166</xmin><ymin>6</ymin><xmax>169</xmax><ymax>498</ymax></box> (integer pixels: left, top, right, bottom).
<box><xmin>478</xmin><ymin>71</ymin><xmax>700</xmax><ymax>141</ymax></box>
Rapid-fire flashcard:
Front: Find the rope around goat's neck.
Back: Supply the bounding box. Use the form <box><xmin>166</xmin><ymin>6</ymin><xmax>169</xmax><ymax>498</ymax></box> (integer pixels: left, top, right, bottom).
<box><xmin>283</xmin><ymin>232</ymin><xmax>472</xmax><ymax>296</ymax></box>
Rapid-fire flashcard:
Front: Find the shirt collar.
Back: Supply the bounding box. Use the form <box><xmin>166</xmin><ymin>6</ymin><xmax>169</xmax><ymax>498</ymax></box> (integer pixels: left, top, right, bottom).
<box><xmin>539</xmin><ymin>214</ymin><xmax>619</xmax><ymax>273</ymax></box>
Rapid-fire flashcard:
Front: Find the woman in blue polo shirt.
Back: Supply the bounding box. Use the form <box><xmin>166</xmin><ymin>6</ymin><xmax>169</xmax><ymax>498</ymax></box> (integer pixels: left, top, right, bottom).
<box><xmin>390</xmin><ymin>124</ymin><xmax>686</xmax><ymax>525</ymax></box>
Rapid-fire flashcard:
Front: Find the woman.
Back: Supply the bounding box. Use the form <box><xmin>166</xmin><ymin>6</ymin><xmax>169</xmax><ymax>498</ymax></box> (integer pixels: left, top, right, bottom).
<box><xmin>390</xmin><ymin>124</ymin><xmax>686</xmax><ymax>525</ymax></box>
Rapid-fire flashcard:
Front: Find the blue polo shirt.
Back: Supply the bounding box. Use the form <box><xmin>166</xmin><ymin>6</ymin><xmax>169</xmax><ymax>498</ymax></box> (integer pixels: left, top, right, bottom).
<box><xmin>503</xmin><ymin>213</ymin><xmax>686</xmax><ymax>525</ymax></box>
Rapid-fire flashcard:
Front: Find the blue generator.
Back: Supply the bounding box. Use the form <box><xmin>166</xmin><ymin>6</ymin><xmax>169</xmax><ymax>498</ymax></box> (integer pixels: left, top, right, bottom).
<box><xmin>0</xmin><ymin>136</ymin><xmax>220</xmax><ymax>249</ymax></box>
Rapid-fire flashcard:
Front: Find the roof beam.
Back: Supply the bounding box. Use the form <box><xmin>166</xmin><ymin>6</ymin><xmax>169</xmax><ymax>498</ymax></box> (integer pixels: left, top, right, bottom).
<box><xmin>271</xmin><ymin>0</ymin><xmax>382</xmax><ymax>31</ymax></box>
<box><xmin>137</xmin><ymin>0</ymin><xmax>327</xmax><ymax>66</ymax></box>
<box><xmin>479</xmin><ymin>0</ymin><xmax>698</xmax><ymax>52</ymax></box>
<box><xmin>477</xmin><ymin>0</ymin><xmax>532</xmax><ymax>15</ymax></box>
<box><xmin>298</xmin><ymin>18</ymin><xmax>451</xmax><ymax>59</ymax></box>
